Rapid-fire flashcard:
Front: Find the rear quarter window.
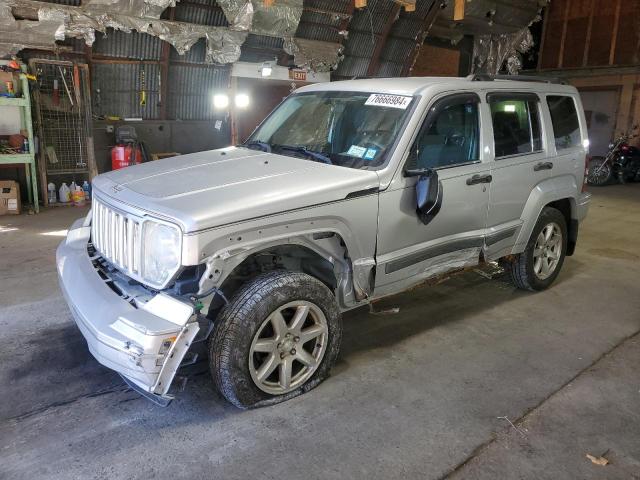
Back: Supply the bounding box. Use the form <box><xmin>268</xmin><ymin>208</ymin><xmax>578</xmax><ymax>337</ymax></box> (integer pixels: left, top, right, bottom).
<box><xmin>547</xmin><ymin>95</ymin><xmax>581</xmax><ymax>150</ymax></box>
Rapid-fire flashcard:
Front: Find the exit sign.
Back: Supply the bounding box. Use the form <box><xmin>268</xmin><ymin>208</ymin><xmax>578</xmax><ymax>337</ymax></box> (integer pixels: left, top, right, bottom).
<box><xmin>289</xmin><ymin>69</ymin><xmax>307</xmax><ymax>81</ymax></box>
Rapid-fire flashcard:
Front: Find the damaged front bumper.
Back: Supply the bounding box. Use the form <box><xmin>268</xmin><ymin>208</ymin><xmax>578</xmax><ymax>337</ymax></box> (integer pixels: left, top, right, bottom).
<box><xmin>56</xmin><ymin>216</ymin><xmax>199</xmax><ymax>406</ymax></box>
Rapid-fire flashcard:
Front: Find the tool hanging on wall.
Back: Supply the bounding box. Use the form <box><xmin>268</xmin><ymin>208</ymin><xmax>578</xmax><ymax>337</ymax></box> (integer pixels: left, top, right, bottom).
<box><xmin>139</xmin><ymin>63</ymin><xmax>147</xmax><ymax>107</ymax></box>
<box><xmin>52</xmin><ymin>78</ymin><xmax>60</xmax><ymax>106</ymax></box>
<box><xmin>58</xmin><ymin>66</ymin><xmax>74</xmax><ymax>108</ymax></box>
<box><xmin>157</xmin><ymin>69</ymin><xmax>162</xmax><ymax>108</ymax></box>
<box><xmin>73</xmin><ymin>64</ymin><xmax>81</xmax><ymax>107</ymax></box>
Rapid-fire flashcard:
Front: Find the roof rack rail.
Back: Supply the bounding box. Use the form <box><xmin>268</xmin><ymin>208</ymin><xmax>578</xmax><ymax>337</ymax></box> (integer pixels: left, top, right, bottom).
<box><xmin>467</xmin><ymin>74</ymin><xmax>567</xmax><ymax>85</ymax></box>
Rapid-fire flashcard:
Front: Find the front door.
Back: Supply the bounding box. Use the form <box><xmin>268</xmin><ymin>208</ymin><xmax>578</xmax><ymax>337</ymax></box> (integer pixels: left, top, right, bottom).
<box><xmin>374</xmin><ymin>93</ymin><xmax>491</xmax><ymax>297</ymax></box>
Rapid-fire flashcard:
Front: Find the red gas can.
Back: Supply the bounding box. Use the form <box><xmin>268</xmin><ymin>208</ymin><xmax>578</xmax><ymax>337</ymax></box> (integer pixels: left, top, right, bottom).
<box><xmin>111</xmin><ymin>144</ymin><xmax>142</xmax><ymax>170</ymax></box>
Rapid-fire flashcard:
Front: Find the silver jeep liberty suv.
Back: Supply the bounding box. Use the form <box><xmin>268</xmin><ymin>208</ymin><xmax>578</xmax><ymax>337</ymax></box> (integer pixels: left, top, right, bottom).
<box><xmin>58</xmin><ymin>75</ymin><xmax>591</xmax><ymax>408</ymax></box>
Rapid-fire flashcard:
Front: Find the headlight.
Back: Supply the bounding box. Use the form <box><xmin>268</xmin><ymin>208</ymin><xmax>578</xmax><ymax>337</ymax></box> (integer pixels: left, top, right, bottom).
<box><xmin>141</xmin><ymin>220</ymin><xmax>182</xmax><ymax>288</ymax></box>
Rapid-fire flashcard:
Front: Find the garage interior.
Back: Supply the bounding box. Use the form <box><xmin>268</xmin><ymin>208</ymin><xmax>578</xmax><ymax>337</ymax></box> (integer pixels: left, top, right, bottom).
<box><xmin>1</xmin><ymin>0</ymin><xmax>639</xmax><ymax>479</ymax></box>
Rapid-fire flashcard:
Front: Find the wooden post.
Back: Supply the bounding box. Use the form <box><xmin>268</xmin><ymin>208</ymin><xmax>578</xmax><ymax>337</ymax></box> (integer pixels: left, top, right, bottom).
<box><xmin>615</xmin><ymin>78</ymin><xmax>634</xmax><ymax>136</ymax></box>
<box><xmin>453</xmin><ymin>0</ymin><xmax>465</xmax><ymax>21</ymax></box>
<box><xmin>159</xmin><ymin>7</ymin><xmax>174</xmax><ymax>120</ymax></box>
<box><xmin>537</xmin><ymin>4</ymin><xmax>550</xmax><ymax>70</ymax></box>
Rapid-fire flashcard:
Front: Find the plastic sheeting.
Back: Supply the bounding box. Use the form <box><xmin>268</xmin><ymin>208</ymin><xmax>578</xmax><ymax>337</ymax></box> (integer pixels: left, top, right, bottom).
<box><xmin>3</xmin><ymin>1</ymin><xmax>246</xmax><ymax>64</ymax></box>
<box><xmin>82</xmin><ymin>0</ymin><xmax>176</xmax><ymax>19</ymax></box>
<box><xmin>217</xmin><ymin>0</ymin><xmax>303</xmax><ymax>37</ymax></box>
<box><xmin>472</xmin><ymin>27</ymin><xmax>534</xmax><ymax>75</ymax></box>
<box><xmin>1</xmin><ymin>0</ymin><xmax>340</xmax><ymax>71</ymax></box>
<box><xmin>283</xmin><ymin>37</ymin><xmax>343</xmax><ymax>72</ymax></box>
<box><xmin>0</xmin><ymin>3</ymin><xmax>66</xmax><ymax>56</ymax></box>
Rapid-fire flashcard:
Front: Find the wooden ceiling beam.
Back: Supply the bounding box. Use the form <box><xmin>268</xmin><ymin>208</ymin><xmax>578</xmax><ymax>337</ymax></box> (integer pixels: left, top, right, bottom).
<box><xmin>401</xmin><ymin>0</ymin><xmax>447</xmax><ymax>76</ymax></box>
<box><xmin>366</xmin><ymin>3</ymin><xmax>401</xmax><ymax>77</ymax></box>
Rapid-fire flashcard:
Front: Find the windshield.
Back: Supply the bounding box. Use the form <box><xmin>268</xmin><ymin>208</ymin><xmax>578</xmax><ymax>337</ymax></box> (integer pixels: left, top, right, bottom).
<box><xmin>244</xmin><ymin>91</ymin><xmax>415</xmax><ymax>169</ymax></box>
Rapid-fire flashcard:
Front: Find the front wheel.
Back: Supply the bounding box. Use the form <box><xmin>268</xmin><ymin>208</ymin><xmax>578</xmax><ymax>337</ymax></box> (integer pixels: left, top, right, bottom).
<box><xmin>587</xmin><ymin>157</ymin><xmax>613</xmax><ymax>186</ymax></box>
<box><xmin>502</xmin><ymin>207</ymin><xmax>568</xmax><ymax>291</ymax></box>
<box><xmin>209</xmin><ymin>271</ymin><xmax>342</xmax><ymax>409</ymax></box>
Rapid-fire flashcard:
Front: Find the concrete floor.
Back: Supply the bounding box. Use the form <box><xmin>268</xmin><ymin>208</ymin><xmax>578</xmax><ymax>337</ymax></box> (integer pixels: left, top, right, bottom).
<box><xmin>1</xmin><ymin>185</ymin><xmax>639</xmax><ymax>480</ymax></box>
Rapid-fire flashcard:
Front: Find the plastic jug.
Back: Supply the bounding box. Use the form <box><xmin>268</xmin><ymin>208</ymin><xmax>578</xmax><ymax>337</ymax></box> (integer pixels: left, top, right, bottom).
<box><xmin>47</xmin><ymin>182</ymin><xmax>57</xmax><ymax>204</ymax></box>
<box><xmin>82</xmin><ymin>181</ymin><xmax>91</xmax><ymax>201</ymax></box>
<box><xmin>59</xmin><ymin>183</ymin><xmax>71</xmax><ymax>203</ymax></box>
<box><xmin>73</xmin><ymin>186</ymin><xmax>85</xmax><ymax>207</ymax></box>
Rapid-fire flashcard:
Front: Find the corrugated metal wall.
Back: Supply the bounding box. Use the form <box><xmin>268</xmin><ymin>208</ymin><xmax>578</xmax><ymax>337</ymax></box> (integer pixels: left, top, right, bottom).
<box><xmin>168</xmin><ymin>65</ymin><xmax>230</xmax><ymax>120</ymax></box>
<box><xmin>92</xmin><ymin>63</ymin><xmax>162</xmax><ymax>119</ymax></box>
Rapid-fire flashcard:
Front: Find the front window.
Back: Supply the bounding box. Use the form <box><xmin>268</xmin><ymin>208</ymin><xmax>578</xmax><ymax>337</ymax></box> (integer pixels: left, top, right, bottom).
<box><xmin>243</xmin><ymin>91</ymin><xmax>415</xmax><ymax>169</ymax></box>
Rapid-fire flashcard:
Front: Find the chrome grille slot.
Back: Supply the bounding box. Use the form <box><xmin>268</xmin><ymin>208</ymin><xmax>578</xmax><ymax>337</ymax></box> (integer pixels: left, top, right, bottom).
<box><xmin>91</xmin><ymin>198</ymin><xmax>143</xmax><ymax>279</ymax></box>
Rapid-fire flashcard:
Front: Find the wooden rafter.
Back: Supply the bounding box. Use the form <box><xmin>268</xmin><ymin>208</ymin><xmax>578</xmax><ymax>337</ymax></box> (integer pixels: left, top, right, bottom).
<box><xmin>354</xmin><ymin>0</ymin><xmax>416</xmax><ymax>12</ymax></box>
<box><xmin>366</xmin><ymin>3</ymin><xmax>401</xmax><ymax>77</ymax></box>
<box><xmin>401</xmin><ymin>1</ymin><xmax>447</xmax><ymax>76</ymax></box>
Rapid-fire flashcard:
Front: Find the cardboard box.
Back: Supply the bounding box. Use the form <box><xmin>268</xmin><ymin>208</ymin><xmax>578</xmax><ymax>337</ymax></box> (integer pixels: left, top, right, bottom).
<box><xmin>0</xmin><ymin>180</ymin><xmax>21</xmax><ymax>215</ymax></box>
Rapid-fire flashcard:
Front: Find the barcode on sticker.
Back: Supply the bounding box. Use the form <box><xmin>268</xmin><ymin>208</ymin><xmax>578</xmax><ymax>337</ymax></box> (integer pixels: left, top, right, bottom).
<box><xmin>365</xmin><ymin>94</ymin><xmax>412</xmax><ymax>109</ymax></box>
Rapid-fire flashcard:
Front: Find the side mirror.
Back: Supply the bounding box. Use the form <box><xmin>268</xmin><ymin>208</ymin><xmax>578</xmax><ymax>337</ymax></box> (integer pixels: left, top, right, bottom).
<box><xmin>414</xmin><ymin>170</ymin><xmax>442</xmax><ymax>226</ymax></box>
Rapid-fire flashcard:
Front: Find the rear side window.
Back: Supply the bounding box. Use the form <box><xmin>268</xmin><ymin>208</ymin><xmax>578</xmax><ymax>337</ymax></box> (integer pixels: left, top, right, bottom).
<box><xmin>489</xmin><ymin>95</ymin><xmax>543</xmax><ymax>158</ymax></box>
<box><xmin>547</xmin><ymin>96</ymin><xmax>581</xmax><ymax>150</ymax></box>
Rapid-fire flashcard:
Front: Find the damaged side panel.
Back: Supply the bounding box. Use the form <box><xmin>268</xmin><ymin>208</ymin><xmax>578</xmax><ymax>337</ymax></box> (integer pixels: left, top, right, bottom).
<box><xmin>185</xmin><ymin>195</ymin><xmax>379</xmax><ymax>311</ymax></box>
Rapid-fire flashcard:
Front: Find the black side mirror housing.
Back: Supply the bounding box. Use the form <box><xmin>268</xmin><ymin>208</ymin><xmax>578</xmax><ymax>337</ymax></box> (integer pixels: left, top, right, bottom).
<box><xmin>413</xmin><ymin>169</ymin><xmax>443</xmax><ymax>225</ymax></box>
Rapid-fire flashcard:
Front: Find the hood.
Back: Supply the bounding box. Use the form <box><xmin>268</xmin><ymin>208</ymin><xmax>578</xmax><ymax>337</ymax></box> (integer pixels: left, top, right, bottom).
<box><xmin>93</xmin><ymin>147</ymin><xmax>380</xmax><ymax>233</ymax></box>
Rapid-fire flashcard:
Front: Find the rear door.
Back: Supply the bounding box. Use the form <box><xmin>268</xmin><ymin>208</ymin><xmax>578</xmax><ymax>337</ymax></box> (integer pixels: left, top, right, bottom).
<box><xmin>484</xmin><ymin>92</ymin><xmax>554</xmax><ymax>259</ymax></box>
<box><xmin>545</xmin><ymin>94</ymin><xmax>588</xmax><ymax>187</ymax></box>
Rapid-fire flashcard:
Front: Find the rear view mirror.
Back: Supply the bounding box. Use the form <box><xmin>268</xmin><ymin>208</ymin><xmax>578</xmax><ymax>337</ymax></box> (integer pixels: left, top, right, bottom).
<box><xmin>415</xmin><ymin>170</ymin><xmax>442</xmax><ymax>225</ymax></box>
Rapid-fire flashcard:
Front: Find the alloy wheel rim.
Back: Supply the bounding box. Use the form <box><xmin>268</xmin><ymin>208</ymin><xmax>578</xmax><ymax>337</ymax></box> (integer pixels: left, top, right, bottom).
<box><xmin>249</xmin><ymin>300</ymin><xmax>328</xmax><ymax>395</ymax></box>
<box><xmin>533</xmin><ymin>222</ymin><xmax>562</xmax><ymax>280</ymax></box>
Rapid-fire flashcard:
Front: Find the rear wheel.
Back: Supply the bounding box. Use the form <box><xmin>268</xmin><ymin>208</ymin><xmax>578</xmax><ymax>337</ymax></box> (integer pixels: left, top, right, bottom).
<box><xmin>209</xmin><ymin>271</ymin><xmax>342</xmax><ymax>409</ymax></box>
<box><xmin>587</xmin><ymin>157</ymin><xmax>613</xmax><ymax>186</ymax></box>
<box><xmin>503</xmin><ymin>207</ymin><xmax>568</xmax><ymax>291</ymax></box>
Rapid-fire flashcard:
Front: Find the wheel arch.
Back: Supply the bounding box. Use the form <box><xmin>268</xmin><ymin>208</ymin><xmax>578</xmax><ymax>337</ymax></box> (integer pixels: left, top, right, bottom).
<box><xmin>512</xmin><ymin>175</ymin><xmax>579</xmax><ymax>255</ymax></box>
<box><xmin>198</xmin><ymin>231</ymin><xmax>367</xmax><ymax>317</ymax></box>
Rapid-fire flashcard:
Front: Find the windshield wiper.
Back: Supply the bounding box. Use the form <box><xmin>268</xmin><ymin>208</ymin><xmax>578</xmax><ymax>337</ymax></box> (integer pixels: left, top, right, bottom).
<box><xmin>275</xmin><ymin>145</ymin><xmax>332</xmax><ymax>165</ymax></box>
<box><xmin>241</xmin><ymin>140</ymin><xmax>272</xmax><ymax>153</ymax></box>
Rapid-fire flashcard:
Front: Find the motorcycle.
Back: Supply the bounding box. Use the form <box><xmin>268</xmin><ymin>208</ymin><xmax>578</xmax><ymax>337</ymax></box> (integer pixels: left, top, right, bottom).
<box><xmin>588</xmin><ymin>126</ymin><xmax>640</xmax><ymax>186</ymax></box>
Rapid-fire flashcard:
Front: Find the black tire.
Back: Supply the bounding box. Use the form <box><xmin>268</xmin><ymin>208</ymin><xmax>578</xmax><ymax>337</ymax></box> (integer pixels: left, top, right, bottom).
<box><xmin>209</xmin><ymin>270</ymin><xmax>342</xmax><ymax>409</ymax></box>
<box><xmin>503</xmin><ymin>207</ymin><xmax>568</xmax><ymax>291</ymax></box>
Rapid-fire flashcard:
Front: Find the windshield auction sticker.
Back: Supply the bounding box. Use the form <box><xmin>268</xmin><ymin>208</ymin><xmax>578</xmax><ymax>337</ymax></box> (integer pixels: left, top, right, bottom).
<box><xmin>365</xmin><ymin>94</ymin><xmax>412</xmax><ymax>109</ymax></box>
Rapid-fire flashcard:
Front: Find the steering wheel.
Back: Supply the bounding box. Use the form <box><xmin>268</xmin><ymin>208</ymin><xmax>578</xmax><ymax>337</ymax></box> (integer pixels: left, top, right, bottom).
<box><xmin>446</xmin><ymin>133</ymin><xmax>466</xmax><ymax>148</ymax></box>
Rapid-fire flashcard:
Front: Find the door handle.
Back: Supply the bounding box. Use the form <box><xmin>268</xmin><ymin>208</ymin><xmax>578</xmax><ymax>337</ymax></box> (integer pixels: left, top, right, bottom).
<box><xmin>466</xmin><ymin>174</ymin><xmax>492</xmax><ymax>186</ymax></box>
<box><xmin>534</xmin><ymin>162</ymin><xmax>554</xmax><ymax>171</ymax></box>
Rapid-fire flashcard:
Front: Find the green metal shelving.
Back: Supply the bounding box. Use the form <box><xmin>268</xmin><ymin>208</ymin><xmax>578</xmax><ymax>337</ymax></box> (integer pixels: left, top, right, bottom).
<box><xmin>0</xmin><ymin>64</ymin><xmax>38</xmax><ymax>213</ymax></box>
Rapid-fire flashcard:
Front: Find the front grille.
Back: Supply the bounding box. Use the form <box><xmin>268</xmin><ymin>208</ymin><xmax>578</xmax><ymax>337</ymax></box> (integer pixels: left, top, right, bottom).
<box><xmin>91</xmin><ymin>197</ymin><xmax>143</xmax><ymax>278</ymax></box>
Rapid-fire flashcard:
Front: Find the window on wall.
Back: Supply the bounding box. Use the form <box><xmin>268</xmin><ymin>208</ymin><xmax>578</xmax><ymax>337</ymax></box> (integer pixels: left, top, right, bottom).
<box><xmin>547</xmin><ymin>96</ymin><xmax>581</xmax><ymax>150</ymax></box>
<box><xmin>407</xmin><ymin>98</ymin><xmax>480</xmax><ymax>170</ymax></box>
<box><xmin>489</xmin><ymin>95</ymin><xmax>543</xmax><ymax>158</ymax></box>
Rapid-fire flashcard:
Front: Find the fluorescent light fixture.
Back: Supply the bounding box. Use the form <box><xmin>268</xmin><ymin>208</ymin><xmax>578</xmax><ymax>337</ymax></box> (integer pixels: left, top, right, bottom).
<box><xmin>235</xmin><ymin>93</ymin><xmax>250</xmax><ymax>109</ymax></box>
<box><xmin>504</xmin><ymin>104</ymin><xmax>516</xmax><ymax>112</ymax></box>
<box><xmin>260</xmin><ymin>62</ymin><xmax>273</xmax><ymax>77</ymax></box>
<box><xmin>213</xmin><ymin>93</ymin><xmax>229</xmax><ymax>109</ymax></box>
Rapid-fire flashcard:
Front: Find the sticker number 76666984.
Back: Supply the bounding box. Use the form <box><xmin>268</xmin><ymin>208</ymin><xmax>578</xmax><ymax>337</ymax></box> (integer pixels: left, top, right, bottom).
<box><xmin>364</xmin><ymin>93</ymin><xmax>413</xmax><ymax>110</ymax></box>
